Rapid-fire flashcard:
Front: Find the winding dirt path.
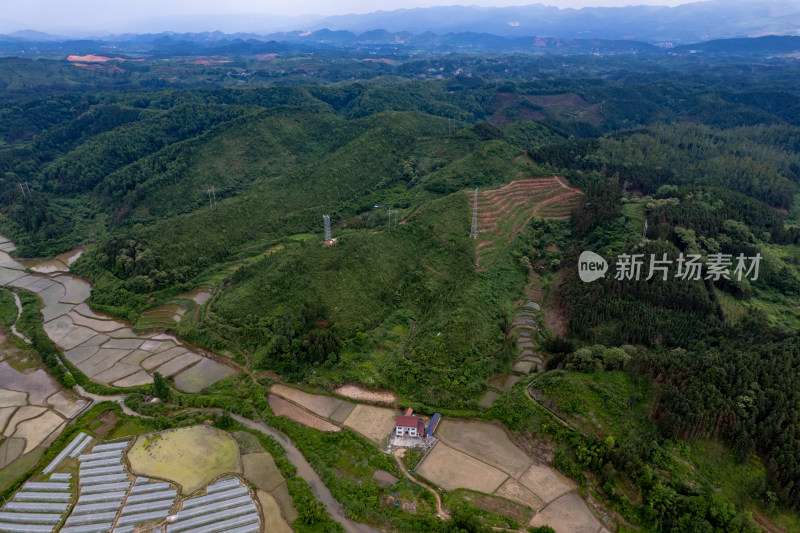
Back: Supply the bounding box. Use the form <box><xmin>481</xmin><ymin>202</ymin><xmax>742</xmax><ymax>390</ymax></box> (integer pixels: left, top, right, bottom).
<box><xmin>9</xmin><ymin>291</ymin><xmax>31</xmax><ymax>344</ymax></box>
<box><xmin>231</xmin><ymin>413</ymin><xmax>382</xmax><ymax>533</ymax></box>
<box><xmin>392</xmin><ymin>448</ymin><xmax>449</xmax><ymax>520</ymax></box>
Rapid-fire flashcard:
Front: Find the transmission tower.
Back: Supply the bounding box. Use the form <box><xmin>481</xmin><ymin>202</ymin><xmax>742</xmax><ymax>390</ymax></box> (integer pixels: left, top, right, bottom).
<box><xmin>207</xmin><ymin>186</ymin><xmax>216</xmax><ymax>209</ymax></box>
<box><xmin>323</xmin><ymin>214</ymin><xmax>331</xmax><ymax>242</ymax></box>
<box><xmin>387</xmin><ymin>209</ymin><xmax>399</xmax><ymax>228</ymax></box>
<box><xmin>470</xmin><ymin>188</ymin><xmax>478</xmax><ymax>239</ymax></box>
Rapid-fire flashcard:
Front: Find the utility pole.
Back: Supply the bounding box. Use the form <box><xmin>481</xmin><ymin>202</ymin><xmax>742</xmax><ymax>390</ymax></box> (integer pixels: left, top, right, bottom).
<box><xmin>470</xmin><ymin>188</ymin><xmax>478</xmax><ymax>239</ymax></box>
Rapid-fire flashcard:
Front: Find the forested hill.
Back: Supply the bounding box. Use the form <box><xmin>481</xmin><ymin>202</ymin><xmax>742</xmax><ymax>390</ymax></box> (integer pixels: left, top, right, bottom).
<box><xmin>1</xmin><ymin>47</ymin><xmax>800</xmax><ymax>531</ymax></box>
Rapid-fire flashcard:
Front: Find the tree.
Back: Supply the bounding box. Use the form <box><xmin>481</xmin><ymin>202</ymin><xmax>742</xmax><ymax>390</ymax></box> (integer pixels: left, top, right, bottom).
<box><xmin>153</xmin><ymin>371</ymin><xmax>168</xmax><ymax>399</ymax></box>
<box><xmin>213</xmin><ymin>410</ymin><xmax>234</xmax><ymax>430</ymax></box>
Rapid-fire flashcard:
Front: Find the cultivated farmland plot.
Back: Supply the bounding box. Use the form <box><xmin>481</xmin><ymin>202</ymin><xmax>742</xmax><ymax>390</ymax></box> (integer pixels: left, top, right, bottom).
<box><xmin>436</xmin><ymin>419</ymin><xmax>533</xmax><ymax>478</ymax></box>
<box><xmin>0</xmin><ymin>238</ymin><xmax>234</xmax><ymax>393</ymax></box>
<box><xmin>268</xmin><ymin>394</ymin><xmax>341</xmax><ymax>432</ymax></box>
<box><xmin>0</xmin><ymin>360</ymin><xmax>86</xmax><ymax>473</ymax></box>
<box><xmin>270</xmin><ymin>384</ymin><xmax>344</xmax><ymax>418</ymax></box>
<box><xmin>128</xmin><ymin>426</ymin><xmax>241</xmax><ymax>495</ymax></box>
<box><xmin>529</xmin><ymin>491</ymin><xmax>604</xmax><ymax>532</ymax></box>
<box><xmin>342</xmin><ymin>404</ymin><xmax>398</xmax><ymax>444</ymax></box>
<box><xmin>416</xmin><ymin>442</ymin><xmax>508</xmax><ymax>493</ymax></box>
<box><xmin>416</xmin><ymin>417</ymin><xmax>600</xmax><ymax>530</ymax></box>
<box><xmin>257</xmin><ymin>490</ymin><xmax>292</xmax><ymax>533</ymax></box>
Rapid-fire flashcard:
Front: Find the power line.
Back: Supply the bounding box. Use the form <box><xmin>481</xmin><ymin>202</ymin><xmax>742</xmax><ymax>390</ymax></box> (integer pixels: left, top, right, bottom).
<box><xmin>470</xmin><ymin>188</ymin><xmax>478</xmax><ymax>239</ymax></box>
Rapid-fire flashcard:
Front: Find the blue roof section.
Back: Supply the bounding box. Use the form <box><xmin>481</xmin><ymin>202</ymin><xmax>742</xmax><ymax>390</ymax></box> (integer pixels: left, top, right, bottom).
<box><xmin>426</xmin><ymin>413</ymin><xmax>442</xmax><ymax>435</ymax></box>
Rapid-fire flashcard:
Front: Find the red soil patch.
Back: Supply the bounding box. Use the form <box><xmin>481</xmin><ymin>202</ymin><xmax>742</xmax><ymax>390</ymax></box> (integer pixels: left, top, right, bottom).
<box><xmin>67</xmin><ymin>55</ymin><xmax>126</xmax><ymax>62</ymax></box>
<box><xmin>255</xmin><ymin>54</ymin><xmax>278</xmax><ymax>61</ymax></box>
<box><xmin>193</xmin><ymin>60</ymin><xmax>231</xmax><ymax>65</ymax></box>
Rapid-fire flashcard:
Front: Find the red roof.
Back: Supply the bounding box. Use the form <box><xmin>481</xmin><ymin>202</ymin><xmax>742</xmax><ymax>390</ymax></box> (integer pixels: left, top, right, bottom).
<box><xmin>395</xmin><ymin>416</ymin><xmax>418</xmax><ymax>428</ymax></box>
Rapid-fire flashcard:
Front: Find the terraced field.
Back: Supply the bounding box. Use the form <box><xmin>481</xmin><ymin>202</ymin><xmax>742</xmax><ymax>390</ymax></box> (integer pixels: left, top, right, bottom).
<box><xmin>0</xmin><ymin>238</ymin><xmax>232</xmax><ymax>392</ymax></box>
<box><xmin>417</xmin><ymin>418</ymin><xmax>603</xmax><ymax>531</ymax></box>
<box><xmin>472</xmin><ymin>177</ymin><xmax>582</xmax><ymax>269</ymax></box>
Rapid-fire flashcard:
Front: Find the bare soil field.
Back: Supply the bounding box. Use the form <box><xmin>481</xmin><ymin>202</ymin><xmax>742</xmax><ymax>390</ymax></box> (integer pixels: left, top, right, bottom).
<box><xmin>519</xmin><ymin>463</ymin><xmax>575</xmax><ymax>503</ymax></box>
<box><xmin>269</xmin><ymin>395</ymin><xmax>341</xmax><ymax>432</ymax></box>
<box><xmin>342</xmin><ymin>404</ymin><xmax>398</xmax><ymax>444</ymax></box>
<box><xmin>15</xmin><ymin>410</ymin><xmax>65</xmax><ymax>453</ymax></box>
<box><xmin>270</xmin><ymin>482</ymin><xmax>297</xmax><ymax>523</ymax></box>
<box><xmin>257</xmin><ymin>490</ymin><xmax>293</xmax><ymax>533</ymax></box>
<box><xmin>461</xmin><ymin>490</ymin><xmax>533</xmax><ymax>525</ymax></box>
<box><xmin>46</xmin><ymin>390</ymin><xmax>88</xmax><ymax>418</ymax></box>
<box><xmin>372</xmin><ymin>470</ymin><xmax>400</xmax><ymax>488</ymax></box>
<box><xmin>3</xmin><ymin>406</ymin><xmax>46</xmax><ymax>436</ymax></box>
<box><xmin>243</xmin><ymin>452</ymin><xmax>284</xmax><ymax>492</ymax></box>
<box><xmin>333</xmin><ymin>384</ymin><xmax>396</xmax><ymax>405</ymax></box>
<box><xmin>0</xmin><ymin>437</ymin><xmax>25</xmax><ymax>469</ymax></box>
<box><xmin>0</xmin><ymin>389</ymin><xmax>27</xmax><ymax>408</ymax></box>
<box><xmin>478</xmin><ymin>390</ymin><xmax>498</xmax><ymax>407</ymax></box>
<box><xmin>528</xmin><ymin>491</ymin><xmax>602</xmax><ymax>532</ymax></box>
<box><xmin>417</xmin><ymin>443</ymin><xmax>508</xmax><ymax>493</ymax></box>
<box><xmin>436</xmin><ymin>419</ymin><xmax>533</xmax><ymax>478</ymax></box>
<box><xmin>329</xmin><ymin>401</ymin><xmax>357</xmax><ymax>423</ymax></box>
<box><xmin>271</xmin><ymin>384</ymin><xmax>343</xmax><ymax>418</ymax></box>
<box><xmin>0</xmin><ymin>407</ymin><xmax>16</xmax><ymax>433</ymax></box>
<box><xmin>495</xmin><ymin>478</ymin><xmax>545</xmax><ymax>510</ymax></box>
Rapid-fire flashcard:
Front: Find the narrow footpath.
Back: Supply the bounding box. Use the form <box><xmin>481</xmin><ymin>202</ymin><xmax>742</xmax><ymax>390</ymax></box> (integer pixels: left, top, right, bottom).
<box><xmin>9</xmin><ymin>291</ymin><xmax>31</xmax><ymax>344</ymax></box>
<box><xmin>392</xmin><ymin>449</ymin><xmax>449</xmax><ymax>519</ymax></box>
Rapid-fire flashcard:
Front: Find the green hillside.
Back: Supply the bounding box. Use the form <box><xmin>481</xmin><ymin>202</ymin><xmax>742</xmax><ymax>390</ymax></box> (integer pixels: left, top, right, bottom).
<box><xmin>1</xmin><ymin>54</ymin><xmax>800</xmax><ymax>532</ymax></box>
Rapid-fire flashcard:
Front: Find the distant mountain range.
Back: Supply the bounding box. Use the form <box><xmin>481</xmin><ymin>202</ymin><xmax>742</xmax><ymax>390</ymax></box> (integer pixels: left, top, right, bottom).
<box><xmin>2</xmin><ymin>0</ymin><xmax>799</xmax><ymax>44</ymax></box>
<box><xmin>307</xmin><ymin>0</ymin><xmax>800</xmax><ymax>43</ymax></box>
<box><xmin>1</xmin><ymin>29</ymin><xmax>798</xmax><ymax>59</ymax></box>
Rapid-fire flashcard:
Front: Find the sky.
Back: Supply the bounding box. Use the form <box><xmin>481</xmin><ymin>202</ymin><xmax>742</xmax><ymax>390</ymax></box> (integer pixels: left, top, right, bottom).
<box><xmin>2</xmin><ymin>0</ymin><xmax>698</xmax><ymax>34</ymax></box>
